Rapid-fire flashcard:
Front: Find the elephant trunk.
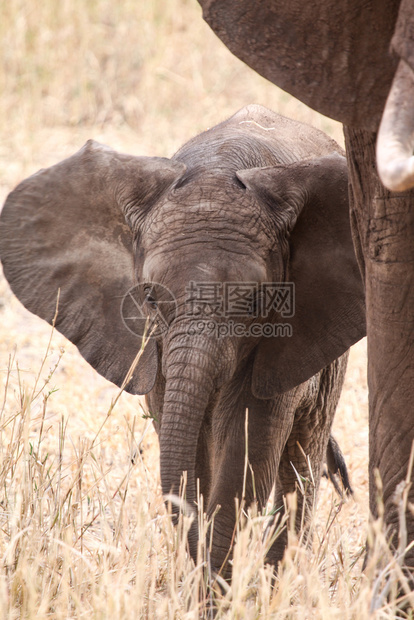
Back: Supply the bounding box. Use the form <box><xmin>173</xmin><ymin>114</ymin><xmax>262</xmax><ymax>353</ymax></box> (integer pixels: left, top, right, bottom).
<box><xmin>377</xmin><ymin>59</ymin><xmax>414</xmax><ymax>192</ymax></box>
<box><xmin>160</xmin><ymin>331</ymin><xmax>229</xmax><ymax>560</ymax></box>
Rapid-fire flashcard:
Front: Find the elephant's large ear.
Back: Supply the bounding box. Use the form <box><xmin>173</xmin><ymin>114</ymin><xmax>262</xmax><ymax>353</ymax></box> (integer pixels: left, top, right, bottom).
<box><xmin>237</xmin><ymin>153</ymin><xmax>365</xmax><ymax>397</ymax></box>
<box><xmin>0</xmin><ymin>141</ymin><xmax>185</xmax><ymax>395</ymax></box>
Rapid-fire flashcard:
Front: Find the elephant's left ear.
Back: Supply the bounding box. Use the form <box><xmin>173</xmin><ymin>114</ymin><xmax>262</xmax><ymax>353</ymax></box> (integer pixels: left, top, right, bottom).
<box><xmin>0</xmin><ymin>141</ymin><xmax>186</xmax><ymax>395</ymax></box>
<box><xmin>237</xmin><ymin>153</ymin><xmax>366</xmax><ymax>397</ymax></box>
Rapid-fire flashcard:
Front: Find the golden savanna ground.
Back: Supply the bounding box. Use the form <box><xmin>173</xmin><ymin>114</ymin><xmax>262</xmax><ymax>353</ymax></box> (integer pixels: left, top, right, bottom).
<box><xmin>0</xmin><ymin>1</ymin><xmax>408</xmax><ymax>617</ymax></box>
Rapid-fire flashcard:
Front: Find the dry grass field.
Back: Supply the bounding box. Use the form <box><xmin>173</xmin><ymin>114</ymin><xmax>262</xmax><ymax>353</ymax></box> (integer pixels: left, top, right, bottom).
<box><xmin>0</xmin><ymin>1</ymin><xmax>410</xmax><ymax>617</ymax></box>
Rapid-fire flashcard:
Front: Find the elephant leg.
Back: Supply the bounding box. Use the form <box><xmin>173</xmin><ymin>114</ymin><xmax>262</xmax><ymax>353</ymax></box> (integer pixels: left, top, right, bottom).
<box><xmin>268</xmin><ymin>446</ymin><xmax>320</xmax><ymax>568</ymax></box>
<box><xmin>345</xmin><ymin>126</ymin><xmax>414</xmax><ymax>570</ymax></box>
<box><xmin>266</xmin><ymin>356</ymin><xmax>348</xmax><ymax>568</ymax></box>
<box><xmin>206</xmin><ymin>402</ymin><xmax>295</xmax><ymax>575</ymax></box>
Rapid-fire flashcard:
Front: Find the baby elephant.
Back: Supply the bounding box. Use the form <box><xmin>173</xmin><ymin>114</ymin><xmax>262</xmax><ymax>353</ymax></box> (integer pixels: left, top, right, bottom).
<box><xmin>0</xmin><ymin>105</ymin><xmax>365</xmax><ymax>571</ymax></box>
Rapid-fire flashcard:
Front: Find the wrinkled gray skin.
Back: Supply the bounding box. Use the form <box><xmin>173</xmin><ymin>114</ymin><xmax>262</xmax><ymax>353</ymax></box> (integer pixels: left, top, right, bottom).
<box><xmin>0</xmin><ymin>106</ymin><xmax>365</xmax><ymax>572</ymax></box>
<box><xmin>199</xmin><ymin>0</ymin><xmax>414</xmax><ymax>576</ymax></box>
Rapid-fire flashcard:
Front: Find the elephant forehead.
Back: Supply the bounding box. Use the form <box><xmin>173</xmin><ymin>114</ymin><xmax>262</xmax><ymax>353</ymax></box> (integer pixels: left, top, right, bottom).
<box><xmin>142</xmin><ymin>249</ymin><xmax>268</xmax><ymax>290</ymax></box>
<box><xmin>142</xmin><ymin>195</ymin><xmax>275</xmax><ymax>244</ymax></box>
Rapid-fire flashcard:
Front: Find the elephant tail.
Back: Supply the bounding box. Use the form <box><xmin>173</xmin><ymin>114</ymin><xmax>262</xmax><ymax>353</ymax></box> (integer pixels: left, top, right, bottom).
<box><xmin>324</xmin><ymin>435</ymin><xmax>353</xmax><ymax>497</ymax></box>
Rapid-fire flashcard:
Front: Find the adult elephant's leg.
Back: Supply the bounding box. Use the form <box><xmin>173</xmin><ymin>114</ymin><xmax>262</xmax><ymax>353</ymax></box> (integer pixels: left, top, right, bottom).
<box><xmin>344</xmin><ymin>126</ymin><xmax>414</xmax><ymax>567</ymax></box>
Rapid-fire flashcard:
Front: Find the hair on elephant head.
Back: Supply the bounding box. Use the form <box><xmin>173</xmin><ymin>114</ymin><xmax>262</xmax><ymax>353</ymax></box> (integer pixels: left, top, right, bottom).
<box><xmin>0</xmin><ymin>105</ymin><xmax>365</xmax><ymax>571</ymax></box>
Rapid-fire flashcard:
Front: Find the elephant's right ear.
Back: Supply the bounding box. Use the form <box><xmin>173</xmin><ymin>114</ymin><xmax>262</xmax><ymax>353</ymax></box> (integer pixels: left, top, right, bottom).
<box><xmin>0</xmin><ymin>141</ymin><xmax>186</xmax><ymax>394</ymax></box>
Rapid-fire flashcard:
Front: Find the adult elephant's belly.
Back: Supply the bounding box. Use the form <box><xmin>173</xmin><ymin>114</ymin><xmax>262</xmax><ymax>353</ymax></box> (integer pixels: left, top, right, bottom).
<box><xmin>199</xmin><ymin>0</ymin><xmax>400</xmax><ymax>130</ymax></box>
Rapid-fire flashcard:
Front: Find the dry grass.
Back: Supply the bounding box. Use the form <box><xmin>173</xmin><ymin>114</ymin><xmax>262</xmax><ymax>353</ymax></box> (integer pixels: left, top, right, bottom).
<box><xmin>0</xmin><ymin>0</ymin><xmax>411</xmax><ymax>617</ymax></box>
<box><xmin>0</xmin><ymin>308</ymin><xmax>370</xmax><ymax>620</ymax></box>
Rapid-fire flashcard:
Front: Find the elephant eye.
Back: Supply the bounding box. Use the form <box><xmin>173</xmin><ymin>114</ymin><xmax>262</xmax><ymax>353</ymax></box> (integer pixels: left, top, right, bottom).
<box><xmin>143</xmin><ymin>286</ymin><xmax>158</xmax><ymax>310</ymax></box>
<box><xmin>145</xmin><ymin>293</ymin><xmax>158</xmax><ymax>310</ymax></box>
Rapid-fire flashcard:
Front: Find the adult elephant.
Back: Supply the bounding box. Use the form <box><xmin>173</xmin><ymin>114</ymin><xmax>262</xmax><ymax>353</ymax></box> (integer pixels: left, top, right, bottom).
<box><xmin>197</xmin><ymin>0</ymin><xmax>414</xmax><ymax>569</ymax></box>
